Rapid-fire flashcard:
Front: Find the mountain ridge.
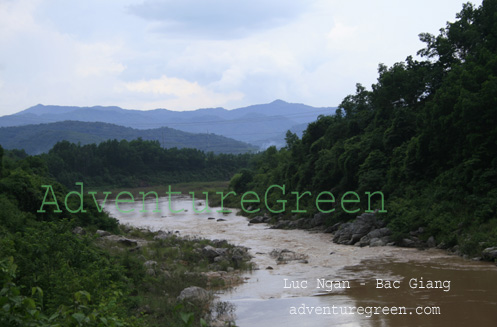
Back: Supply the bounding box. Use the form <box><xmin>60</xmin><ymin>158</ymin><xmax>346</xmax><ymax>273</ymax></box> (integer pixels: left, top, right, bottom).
<box><xmin>0</xmin><ymin>120</ymin><xmax>257</xmax><ymax>155</ymax></box>
<box><xmin>2</xmin><ymin>100</ymin><xmax>336</xmax><ymax>147</ymax></box>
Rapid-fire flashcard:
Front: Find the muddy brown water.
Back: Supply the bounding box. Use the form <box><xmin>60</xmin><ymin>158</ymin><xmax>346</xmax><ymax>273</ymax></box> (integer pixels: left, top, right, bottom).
<box><xmin>104</xmin><ymin>195</ymin><xmax>497</xmax><ymax>327</ymax></box>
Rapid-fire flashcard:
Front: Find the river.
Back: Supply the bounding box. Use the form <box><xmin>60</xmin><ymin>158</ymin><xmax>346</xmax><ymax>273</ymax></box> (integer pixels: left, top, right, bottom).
<box><xmin>104</xmin><ymin>195</ymin><xmax>497</xmax><ymax>327</ymax></box>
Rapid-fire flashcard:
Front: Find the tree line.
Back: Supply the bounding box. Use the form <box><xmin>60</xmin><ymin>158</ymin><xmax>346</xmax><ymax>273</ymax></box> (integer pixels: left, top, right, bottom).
<box><xmin>228</xmin><ymin>0</ymin><xmax>497</xmax><ymax>255</ymax></box>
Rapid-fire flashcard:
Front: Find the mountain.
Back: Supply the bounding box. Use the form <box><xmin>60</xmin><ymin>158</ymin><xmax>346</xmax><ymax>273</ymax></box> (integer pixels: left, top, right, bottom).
<box><xmin>0</xmin><ymin>100</ymin><xmax>336</xmax><ymax>148</ymax></box>
<box><xmin>0</xmin><ymin>121</ymin><xmax>256</xmax><ymax>155</ymax></box>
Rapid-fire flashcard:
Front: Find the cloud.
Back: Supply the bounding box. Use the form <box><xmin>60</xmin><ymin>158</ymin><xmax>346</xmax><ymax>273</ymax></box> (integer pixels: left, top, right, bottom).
<box><xmin>124</xmin><ymin>75</ymin><xmax>204</xmax><ymax>96</ymax></box>
<box><xmin>128</xmin><ymin>0</ymin><xmax>309</xmax><ymax>39</ymax></box>
<box><xmin>122</xmin><ymin>75</ymin><xmax>244</xmax><ymax>109</ymax></box>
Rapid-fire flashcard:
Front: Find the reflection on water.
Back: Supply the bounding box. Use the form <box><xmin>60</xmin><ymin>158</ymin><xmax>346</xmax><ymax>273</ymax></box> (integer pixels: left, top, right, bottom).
<box><xmin>104</xmin><ymin>196</ymin><xmax>497</xmax><ymax>327</ymax></box>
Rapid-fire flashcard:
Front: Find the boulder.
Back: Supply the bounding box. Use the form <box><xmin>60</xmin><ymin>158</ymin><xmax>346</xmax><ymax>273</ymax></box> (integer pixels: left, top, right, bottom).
<box><xmin>202</xmin><ymin>245</ymin><xmax>222</xmax><ymax>259</ymax></box>
<box><xmin>177</xmin><ymin>286</ymin><xmax>211</xmax><ymax>303</ymax></box>
<box><xmin>358</xmin><ymin>227</ymin><xmax>391</xmax><ymax>247</ymax></box>
<box><xmin>482</xmin><ymin>247</ymin><xmax>497</xmax><ymax>261</ymax></box>
<box><xmin>72</xmin><ymin>226</ymin><xmax>85</xmax><ymax>235</ymax></box>
<box><xmin>426</xmin><ymin>236</ymin><xmax>437</xmax><ymax>248</ymax></box>
<box><xmin>309</xmin><ymin>213</ymin><xmax>327</xmax><ymax>228</ymax></box>
<box><xmin>332</xmin><ymin>213</ymin><xmax>382</xmax><ymax>245</ymax></box>
<box><xmin>96</xmin><ymin>230</ymin><xmax>110</xmax><ymax>237</ymax></box>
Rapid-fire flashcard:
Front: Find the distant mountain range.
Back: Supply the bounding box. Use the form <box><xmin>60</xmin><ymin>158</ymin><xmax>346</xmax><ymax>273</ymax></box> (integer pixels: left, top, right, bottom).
<box><xmin>0</xmin><ymin>121</ymin><xmax>257</xmax><ymax>155</ymax></box>
<box><xmin>0</xmin><ymin>100</ymin><xmax>336</xmax><ymax>148</ymax></box>
<box><xmin>0</xmin><ymin>121</ymin><xmax>257</xmax><ymax>154</ymax></box>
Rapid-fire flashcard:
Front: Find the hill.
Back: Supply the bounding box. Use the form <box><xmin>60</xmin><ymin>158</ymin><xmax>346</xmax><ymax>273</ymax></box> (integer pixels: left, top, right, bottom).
<box><xmin>0</xmin><ymin>121</ymin><xmax>256</xmax><ymax>155</ymax></box>
<box><xmin>0</xmin><ymin>100</ymin><xmax>335</xmax><ymax>148</ymax></box>
<box><xmin>228</xmin><ymin>0</ymin><xmax>497</xmax><ymax>257</ymax></box>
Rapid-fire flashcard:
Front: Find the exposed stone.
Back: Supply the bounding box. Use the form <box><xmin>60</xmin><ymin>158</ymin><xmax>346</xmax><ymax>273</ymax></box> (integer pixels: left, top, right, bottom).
<box><xmin>202</xmin><ymin>245</ymin><xmax>222</xmax><ymax>259</ymax></box>
<box><xmin>482</xmin><ymin>247</ymin><xmax>497</xmax><ymax>261</ymax></box>
<box><xmin>177</xmin><ymin>286</ymin><xmax>211</xmax><ymax>303</ymax></box>
<box><xmin>217</xmin><ymin>218</ymin><xmax>227</xmax><ymax>222</ymax></box>
<box><xmin>154</xmin><ymin>230</ymin><xmax>173</xmax><ymax>240</ymax></box>
<box><xmin>119</xmin><ymin>238</ymin><xmax>138</xmax><ymax>247</ymax></box>
<box><xmin>270</xmin><ymin>249</ymin><xmax>308</xmax><ymax>263</ymax></box>
<box><xmin>309</xmin><ymin>212</ymin><xmax>327</xmax><ymax>228</ymax></box>
<box><xmin>426</xmin><ymin>236</ymin><xmax>437</xmax><ymax>248</ymax></box>
<box><xmin>358</xmin><ymin>227</ymin><xmax>391</xmax><ymax>247</ymax></box>
<box><xmin>72</xmin><ymin>226</ymin><xmax>85</xmax><ymax>235</ymax></box>
<box><xmin>96</xmin><ymin>230</ymin><xmax>110</xmax><ymax>237</ymax></box>
<box><xmin>333</xmin><ymin>213</ymin><xmax>381</xmax><ymax>245</ymax></box>
<box><xmin>271</xmin><ymin>220</ymin><xmax>290</xmax><ymax>229</ymax></box>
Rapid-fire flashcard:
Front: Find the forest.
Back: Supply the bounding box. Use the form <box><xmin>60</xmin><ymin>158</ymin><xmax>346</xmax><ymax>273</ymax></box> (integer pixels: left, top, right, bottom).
<box><xmin>228</xmin><ymin>0</ymin><xmax>497</xmax><ymax>256</ymax></box>
<box><xmin>39</xmin><ymin>138</ymin><xmax>253</xmax><ymax>189</ymax></box>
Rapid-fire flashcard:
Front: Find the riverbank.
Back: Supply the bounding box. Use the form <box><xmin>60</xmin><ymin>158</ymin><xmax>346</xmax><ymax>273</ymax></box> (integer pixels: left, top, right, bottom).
<box><xmin>73</xmin><ymin>222</ymin><xmax>252</xmax><ymax>326</ymax></box>
<box><xmin>103</xmin><ymin>194</ymin><xmax>497</xmax><ymax>326</ymax></box>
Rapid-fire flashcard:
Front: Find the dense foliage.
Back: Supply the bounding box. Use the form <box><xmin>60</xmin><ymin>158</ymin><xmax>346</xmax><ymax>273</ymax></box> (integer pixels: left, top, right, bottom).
<box><xmin>230</xmin><ymin>0</ymin><xmax>497</xmax><ymax>255</ymax></box>
<box><xmin>41</xmin><ymin>138</ymin><xmax>253</xmax><ymax>189</ymax></box>
<box><xmin>0</xmin><ymin>147</ymin><xmax>247</xmax><ymax>326</ymax></box>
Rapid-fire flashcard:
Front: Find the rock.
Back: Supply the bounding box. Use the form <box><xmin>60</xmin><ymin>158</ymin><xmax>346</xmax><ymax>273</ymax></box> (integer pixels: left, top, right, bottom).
<box><xmin>270</xmin><ymin>249</ymin><xmax>307</xmax><ymax>263</ymax></box>
<box><xmin>177</xmin><ymin>286</ymin><xmax>211</xmax><ymax>303</ymax></box>
<box><xmin>72</xmin><ymin>226</ymin><xmax>85</xmax><ymax>235</ymax></box>
<box><xmin>358</xmin><ymin>227</ymin><xmax>391</xmax><ymax>247</ymax></box>
<box><xmin>370</xmin><ymin>237</ymin><xmax>388</xmax><ymax>247</ymax></box>
<box><xmin>202</xmin><ymin>245</ymin><xmax>222</xmax><ymax>259</ymax></box>
<box><xmin>118</xmin><ymin>238</ymin><xmax>138</xmax><ymax>247</ymax></box>
<box><xmin>271</xmin><ymin>220</ymin><xmax>290</xmax><ymax>229</ymax></box>
<box><xmin>231</xmin><ymin>255</ymin><xmax>244</xmax><ymax>268</ymax></box>
<box><xmin>154</xmin><ymin>230</ymin><xmax>173</xmax><ymax>240</ymax></box>
<box><xmin>208</xmin><ymin>217</ymin><xmax>216</xmax><ymax>220</ymax></box>
<box><xmin>298</xmin><ymin>259</ymin><xmax>309</xmax><ymax>264</ymax></box>
<box><xmin>426</xmin><ymin>236</ymin><xmax>437</xmax><ymax>248</ymax></box>
<box><xmin>332</xmin><ymin>213</ymin><xmax>385</xmax><ymax>245</ymax></box>
<box><xmin>401</xmin><ymin>238</ymin><xmax>419</xmax><ymax>248</ymax></box>
<box><xmin>324</xmin><ymin>223</ymin><xmax>341</xmax><ymax>233</ymax></box>
<box><xmin>217</xmin><ymin>218</ymin><xmax>227</xmax><ymax>222</ymax></box>
<box><xmin>249</xmin><ymin>216</ymin><xmax>265</xmax><ymax>224</ymax></box>
<box><xmin>145</xmin><ymin>268</ymin><xmax>155</xmax><ymax>276</ymax></box>
<box><xmin>96</xmin><ymin>230</ymin><xmax>110</xmax><ymax>237</ymax></box>
<box><xmin>482</xmin><ymin>247</ymin><xmax>497</xmax><ymax>261</ymax></box>
<box><xmin>266</xmin><ymin>266</ymin><xmax>274</xmax><ymax>270</ymax></box>
<box><xmin>309</xmin><ymin>212</ymin><xmax>327</xmax><ymax>228</ymax></box>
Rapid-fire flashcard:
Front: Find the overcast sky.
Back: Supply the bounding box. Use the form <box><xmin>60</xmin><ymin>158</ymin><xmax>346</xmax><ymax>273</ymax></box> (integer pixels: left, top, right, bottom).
<box><xmin>0</xmin><ymin>0</ymin><xmax>483</xmax><ymax>115</ymax></box>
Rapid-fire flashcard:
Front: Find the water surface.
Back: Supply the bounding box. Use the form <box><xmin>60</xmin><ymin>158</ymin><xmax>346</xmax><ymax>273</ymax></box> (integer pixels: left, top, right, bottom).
<box><xmin>104</xmin><ymin>195</ymin><xmax>497</xmax><ymax>326</ymax></box>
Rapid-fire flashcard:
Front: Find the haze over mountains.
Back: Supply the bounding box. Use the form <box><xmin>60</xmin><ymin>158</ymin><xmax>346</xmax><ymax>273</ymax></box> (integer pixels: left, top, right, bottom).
<box><xmin>0</xmin><ymin>100</ymin><xmax>336</xmax><ymax>152</ymax></box>
<box><xmin>0</xmin><ymin>121</ymin><xmax>257</xmax><ymax>155</ymax></box>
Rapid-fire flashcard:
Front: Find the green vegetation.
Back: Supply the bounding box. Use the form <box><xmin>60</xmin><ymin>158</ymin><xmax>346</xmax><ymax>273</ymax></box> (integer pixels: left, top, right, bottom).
<box><xmin>0</xmin><ymin>147</ymin><xmax>249</xmax><ymax>326</ymax></box>
<box><xmin>0</xmin><ymin>121</ymin><xmax>257</xmax><ymax>155</ymax></box>
<box><xmin>40</xmin><ymin>138</ymin><xmax>253</xmax><ymax>189</ymax></box>
<box><xmin>226</xmin><ymin>0</ymin><xmax>497</xmax><ymax>256</ymax></box>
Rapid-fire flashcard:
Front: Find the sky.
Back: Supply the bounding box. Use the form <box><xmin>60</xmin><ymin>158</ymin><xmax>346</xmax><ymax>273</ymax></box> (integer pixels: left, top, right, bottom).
<box><xmin>0</xmin><ymin>0</ymin><xmax>483</xmax><ymax>115</ymax></box>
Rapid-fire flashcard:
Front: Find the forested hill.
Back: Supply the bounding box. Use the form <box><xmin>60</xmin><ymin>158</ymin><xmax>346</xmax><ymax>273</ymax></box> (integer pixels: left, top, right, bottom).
<box><xmin>234</xmin><ymin>0</ymin><xmax>497</xmax><ymax>255</ymax></box>
<box><xmin>1</xmin><ymin>100</ymin><xmax>335</xmax><ymax>147</ymax></box>
<box><xmin>0</xmin><ymin>120</ymin><xmax>256</xmax><ymax>155</ymax></box>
